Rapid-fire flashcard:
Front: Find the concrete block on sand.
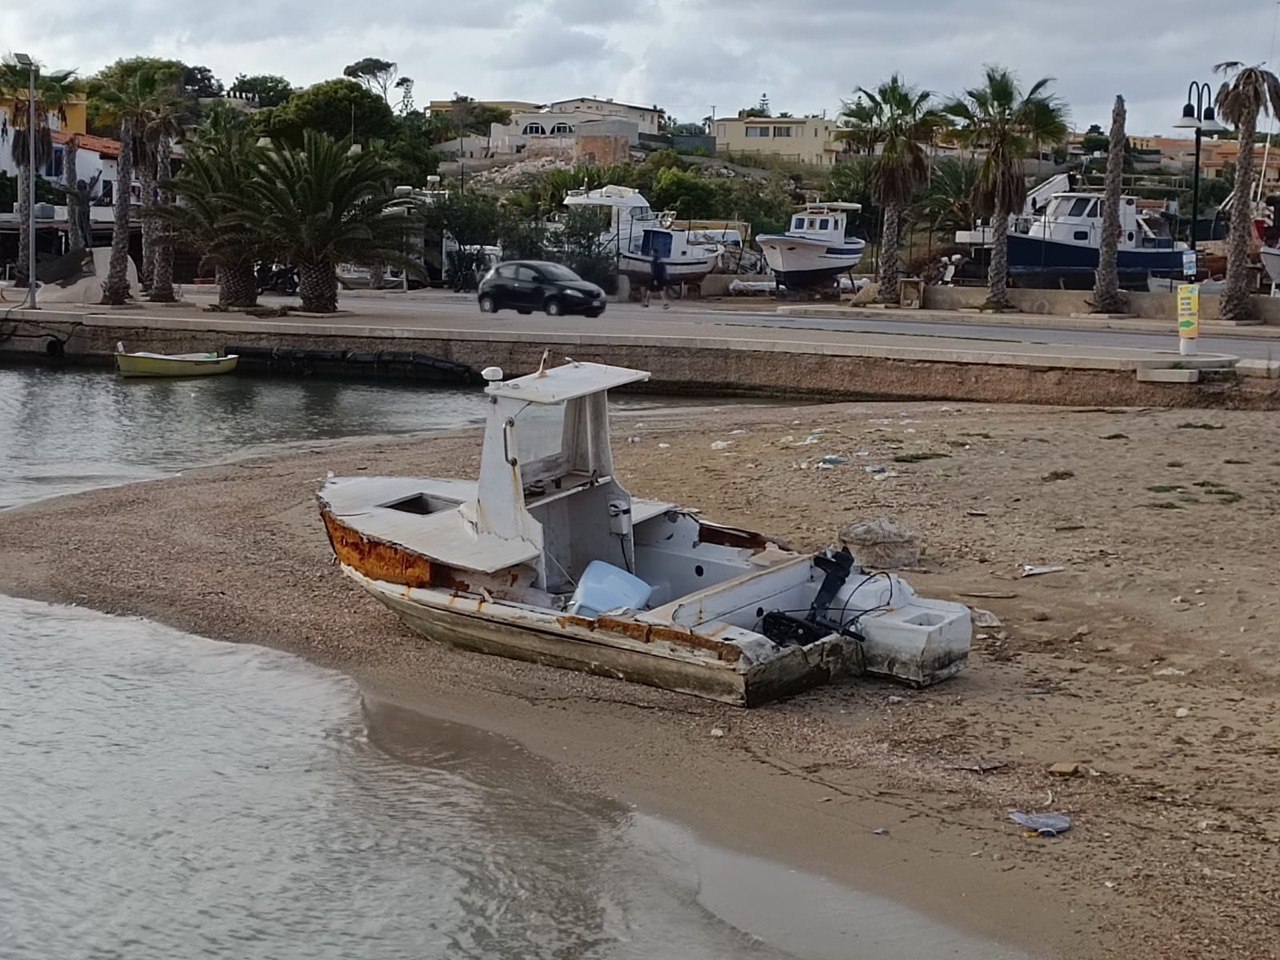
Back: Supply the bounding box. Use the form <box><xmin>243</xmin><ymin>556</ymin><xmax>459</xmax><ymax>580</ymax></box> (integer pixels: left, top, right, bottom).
<box><xmin>1237</xmin><ymin>358</ymin><xmax>1280</xmax><ymax>379</ymax></box>
<box><xmin>1136</xmin><ymin>367</ymin><xmax>1200</xmax><ymax>383</ymax></box>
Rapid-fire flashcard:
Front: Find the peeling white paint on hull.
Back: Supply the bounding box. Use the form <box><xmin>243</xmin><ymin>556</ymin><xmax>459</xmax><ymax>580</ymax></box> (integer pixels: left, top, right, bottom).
<box><xmin>348</xmin><ymin>567</ymin><xmax>865</xmax><ymax>706</ymax></box>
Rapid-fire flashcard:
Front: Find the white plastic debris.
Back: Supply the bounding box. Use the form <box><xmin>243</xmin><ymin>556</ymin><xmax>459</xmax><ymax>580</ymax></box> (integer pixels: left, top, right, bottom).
<box><xmin>1175</xmin><ymin>706</ymin><xmax>1191</xmax><ymax>718</ymax></box>
<box><xmin>710</xmin><ymin>440</ymin><xmax>733</xmax><ymax>450</ymax></box>
<box><xmin>1020</xmin><ymin>564</ymin><xmax>1065</xmax><ymax>578</ymax></box>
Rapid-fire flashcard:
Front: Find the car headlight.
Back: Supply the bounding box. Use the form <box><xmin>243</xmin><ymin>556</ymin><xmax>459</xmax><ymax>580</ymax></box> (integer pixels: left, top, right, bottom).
<box><xmin>564</xmin><ymin>288</ymin><xmax>585</xmax><ymax>297</ymax></box>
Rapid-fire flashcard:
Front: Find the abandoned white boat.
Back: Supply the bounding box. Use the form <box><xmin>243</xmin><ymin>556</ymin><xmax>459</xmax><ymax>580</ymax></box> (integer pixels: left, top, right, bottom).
<box><xmin>564</xmin><ymin>184</ymin><xmax>721</xmax><ymax>284</ymax></box>
<box><xmin>756</xmin><ymin>202</ymin><xmax>867</xmax><ymax>291</ymax></box>
<box><xmin>319</xmin><ymin>358</ymin><xmax>970</xmax><ymax>705</ymax></box>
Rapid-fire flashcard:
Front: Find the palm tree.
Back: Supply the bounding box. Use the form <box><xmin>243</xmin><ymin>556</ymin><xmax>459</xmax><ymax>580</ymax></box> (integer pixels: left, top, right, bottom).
<box><xmin>153</xmin><ymin>113</ymin><xmax>263</xmax><ymax>308</ymax></box>
<box><xmin>0</xmin><ymin>58</ymin><xmax>77</xmax><ymax>288</ymax></box>
<box><xmin>1092</xmin><ymin>96</ymin><xmax>1127</xmax><ymax>314</ymax></box>
<box><xmin>141</xmin><ymin>84</ymin><xmax>189</xmax><ymax>303</ymax></box>
<box><xmin>1214</xmin><ymin>61</ymin><xmax>1280</xmax><ymax>322</ymax></box>
<box><xmin>93</xmin><ymin>70</ymin><xmax>157</xmax><ymax>304</ymax></box>
<box><xmin>918</xmin><ymin>157</ymin><xmax>979</xmax><ymax>236</ymax></box>
<box><xmin>841</xmin><ymin>75</ymin><xmax>942</xmax><ymax>300</ymax></box>
<box><xmin>227</xmin><ymin>130</ymin><xmax>415</xmax><ymax>312</ymax></box>
<box><xmin>943</xmin><ymin>66</ymin><xmax>1068</xmax><ymax>309</ymax></box>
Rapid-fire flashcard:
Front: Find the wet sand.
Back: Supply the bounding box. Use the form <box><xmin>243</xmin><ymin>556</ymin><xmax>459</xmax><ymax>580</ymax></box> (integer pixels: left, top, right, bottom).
<box><xmin>4</xmin><ymin>401</ymin><xmax>1280</xmax><ymax>958</ymax></box>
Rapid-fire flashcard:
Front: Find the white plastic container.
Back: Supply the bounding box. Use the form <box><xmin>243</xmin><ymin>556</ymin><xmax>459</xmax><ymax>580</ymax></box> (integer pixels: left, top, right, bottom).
<box><xmin>567</xmin><ymin>561</ymin><xmax>653</xmax><ymax>618</ymax></box>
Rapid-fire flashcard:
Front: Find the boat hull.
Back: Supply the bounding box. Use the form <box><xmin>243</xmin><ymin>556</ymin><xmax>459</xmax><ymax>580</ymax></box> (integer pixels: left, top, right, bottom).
<box><xmin>618</xmin><ymin>252</ymin><xmax>715</xmax><ymax>283</ymax></box>
<box><xmin>115</xmin><ymin>354</ymin><xmax>238</xmax><ymax>378</ymax></box>
<box><xmin>344</xmin><ymin>566</ymin><xmax>863</xmax><ymax>707</ymax></box>
<box><xmin>1006</xmin><ymin>234</ymin><xmax>1183</xmax><ymax>276</ymax></box>
<box><xmin>755</xmin><ymin>234</ymin><xmax>865</xmax><ymax>288</ymax></box>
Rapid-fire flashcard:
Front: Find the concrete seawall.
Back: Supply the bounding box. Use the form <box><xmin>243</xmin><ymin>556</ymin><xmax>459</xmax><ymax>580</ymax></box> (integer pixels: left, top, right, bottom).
<box><xmin>4</xmin><ymin>305</ymin><xmax>1276</xmax><ymax>409</ymax></box>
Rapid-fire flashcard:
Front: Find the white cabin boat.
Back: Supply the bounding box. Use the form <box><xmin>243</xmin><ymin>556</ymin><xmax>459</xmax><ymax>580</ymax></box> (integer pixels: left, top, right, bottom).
<box><xmin>755</xmin><ymin>203</ymin><xmax>866</xmax><ymax>290</ymax></box>
<box><xmin>319</xmin><ymin>358</ymin><xmax>971</xmax><ymax>705</ymax></box>
<box><xmin>563</xmin><ymin>185</ymin><xmax>721</xmax><ymax>283</ymax></box>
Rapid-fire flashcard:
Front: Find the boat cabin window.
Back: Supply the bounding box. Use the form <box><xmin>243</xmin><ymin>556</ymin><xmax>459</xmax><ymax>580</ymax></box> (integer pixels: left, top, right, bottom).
<box><xmin>1067</xmin><ymin>197</ymin><xmax>1091</xmax><ymax>217</ymax></box>
<box><xmin>792</xmin><ymin>216</ymin><xmax>805</xmax><ymax>230</ymax></box>
<box><xmin>808</xmin><ymin>218</ymin><xmax>818</xmax><ymax>230</ymax></box>
<box><xmin>514</xmin><ymin>403</ymin><xmax>568</xmax><ymax>466</ymax></box>
<box><xmin>819</xmin><ymin>217</ymin><xmax>830</xmax><ymax>230</ymax></box>
<box><xmin>1086</xmin><ymin>199</ymin><xmax>1099</xmax><ymax>218</ymax></box>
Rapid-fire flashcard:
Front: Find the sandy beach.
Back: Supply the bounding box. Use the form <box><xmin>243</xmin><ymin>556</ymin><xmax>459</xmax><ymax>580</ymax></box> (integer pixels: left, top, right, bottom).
<box><xmin>4</xmin><ymin>398</ymin><xmax>1279</xmax><ymax>959</ymax></box>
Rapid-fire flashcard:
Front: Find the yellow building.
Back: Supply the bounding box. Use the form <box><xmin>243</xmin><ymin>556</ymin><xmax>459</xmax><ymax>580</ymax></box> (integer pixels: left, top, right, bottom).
<box><xmin>713</xmin><ymin>115</ymin><xmax>840</xmax><ymax>166</ymax></box>
<box><xmin>0</xmin><ymin>92</ymin><xmax>87</xmax><ymax>135</ymax></box>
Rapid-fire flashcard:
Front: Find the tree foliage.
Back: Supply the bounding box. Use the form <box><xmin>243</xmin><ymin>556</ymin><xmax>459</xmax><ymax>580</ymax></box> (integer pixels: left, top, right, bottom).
<box><xmin>230</xmin><ymin>73</ymin><xmax>293</xmax><ymax>108</ymax></box>
<box><xmin>183</xmin><ymin>65</ymin><xmax>223</xmax><ymax>98</ymax></box>
<box><xmin>343</xmin><ymin>57</ymin><xmax>399</xmax><ymax>102</ymax></box>
<box><xmin>256</xmin><ymin>78</ymin><xmax>395</xmax><ymax>144</ymax></box>
<box><xmin>1080</xmin><ymin>122</ymin><xmax>1108</xmax><ymax>154</ymax></box>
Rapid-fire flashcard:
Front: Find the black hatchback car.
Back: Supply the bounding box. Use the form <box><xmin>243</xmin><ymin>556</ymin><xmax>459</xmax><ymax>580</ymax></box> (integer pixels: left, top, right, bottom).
<box><xmin>477</xmin><ymin>261</ymin><xmax>607</xmax><ymax>317</ymax></box>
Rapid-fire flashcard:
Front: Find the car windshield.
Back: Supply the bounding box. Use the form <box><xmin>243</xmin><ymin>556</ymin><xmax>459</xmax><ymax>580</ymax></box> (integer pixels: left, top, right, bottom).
<box><xmin>536</xmin><ymin>264</ymin><xmax>581</xmax><ymax>282</ymax></box>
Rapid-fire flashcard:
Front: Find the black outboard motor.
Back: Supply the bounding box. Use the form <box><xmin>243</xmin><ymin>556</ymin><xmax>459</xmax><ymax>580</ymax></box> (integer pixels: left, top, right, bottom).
<box><xmin>809</xmin><ymin>546</ymin><xmax>854</xmax><ymax>623</ymax></box>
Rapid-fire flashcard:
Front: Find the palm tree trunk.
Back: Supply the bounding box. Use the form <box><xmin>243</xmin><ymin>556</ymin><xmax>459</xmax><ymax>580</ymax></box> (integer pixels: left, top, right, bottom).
<box><xmin>1093</xmin><ymin>95</ymin><xmax>1127</xmax><ymax>314</ymax></box>
<box><xmin>877</xmin><ymin>203</ymin><xmax>901</xmax><ymax>302</ymax></box>
<box><xmin>1222</xmin><ymin>113</ymin><xmax>1259</xmax><ymax>323</ymax></box>
<box><xmin>298</xmin><ymin>259</ymin><xmax>338</xmax><ymax>312</ymax></box>
<box><xmin>138</xmin><ymin>140</ymin><xmax>156</xmax><ymax>290</ymax></box>
<box><xmin>65</xmin><ymin>135</ymin><xmax>84</xmax><ymax>253</ymax></box>
<box><xmin>148</xmin><ymin>135</ymin><xmax>176</xmax><ymax>303</ymax></box>
<box><xmin>217</xmin><ymin>261</ymin><xmax>258</xmax><ymax>309</ymax></box>
<box><xmin>102</xmin><ymin>119</ymin><xmax>134</xmax><ymax>306</ymax></box>
<box><xmin>986</xmin><ymin>200</ymin><xmax>1011</xmax><ymax>307</ymax></box>
<box><xmin>16</xmin><ymin>165</ymin><xmax>32</xmax><ymax>288</ymax></box>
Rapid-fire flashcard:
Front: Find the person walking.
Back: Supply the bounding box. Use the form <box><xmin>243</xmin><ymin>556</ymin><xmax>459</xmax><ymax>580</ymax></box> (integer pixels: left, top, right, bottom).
<box><xmin>641</xmin><ymin>251</ymin><xmax>669</xmax><ymax>309</ymax></box>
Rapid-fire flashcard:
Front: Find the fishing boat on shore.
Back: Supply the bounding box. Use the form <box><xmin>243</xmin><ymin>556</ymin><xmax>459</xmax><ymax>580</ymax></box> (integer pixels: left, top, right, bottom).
<box><xmin>318</xmin><ymin>356</ymin><xmax>971</xmax><ymax>705</ymax></box>
<box><xmin>563</xmin><ymin>185</ymin><xmax>723</xmax><ymax>283</ymax></box>
<box><xmin>114</xmin><ymin>342</ymin><xmax>238</xmax><ymax>378</ymax></box>
<box><xmin>755</xmin><ymin>202</ymin><xmax>866</xmax><ymax>292</ymax></box>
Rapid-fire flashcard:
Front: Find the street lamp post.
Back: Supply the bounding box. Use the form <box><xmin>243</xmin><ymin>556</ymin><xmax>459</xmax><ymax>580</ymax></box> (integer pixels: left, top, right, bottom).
<box><xmin>14</xmin><ymin>52</ymin><xmax>37</xmax><ymax>310</ymax></box>
<box><xmin>1172</xmin><ymin>81</ymin><xmax>1227</xmax><ymax>255</ymax></box>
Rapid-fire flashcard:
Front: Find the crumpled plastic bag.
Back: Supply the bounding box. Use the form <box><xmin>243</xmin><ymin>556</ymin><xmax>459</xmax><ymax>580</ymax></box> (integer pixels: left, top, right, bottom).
<box><xmin>1010</xmin><ymin>812</ymin><xmax>1072</xmax><ymax>837</ymax></box>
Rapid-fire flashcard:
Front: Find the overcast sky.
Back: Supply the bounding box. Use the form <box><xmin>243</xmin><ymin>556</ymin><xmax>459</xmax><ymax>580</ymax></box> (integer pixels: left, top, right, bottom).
<box><xmin>5</xmin><ymin>0</ymin><xmax>1280</xmax><ymax>136</ymax></box>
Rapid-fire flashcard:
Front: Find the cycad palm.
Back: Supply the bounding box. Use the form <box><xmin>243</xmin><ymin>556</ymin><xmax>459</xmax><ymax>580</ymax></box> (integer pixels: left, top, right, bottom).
<box><xmin>1214</xmin><ymin>61</ymin><xmax>1280</xmax><ymax>322</ymax></box>
<box><xmin>943</xmin><ymin>66</ymin><xmax>1068</xmax><ymax>308</ymax></box>
<box><xmin>918</xmin><ymin>157</ymin><xmax>979</xmax><ymax>236</ymax></box>
<box><xmin>153</xmin><ymin>112</ymin><xmax>263</xmax><ymax>308</ymax></box>
<box><xmin>226</xmin><ymin>130</ymin><xmax>414</xmax><ymax>312</ymax></box>
<box><xmin>840</xmin><ymin>75</ymin><xmax>941</xmax><ymax>300</ymax></box>
<box><xmin>0</xmin><ymin>58</ymin><xmax>78</xmax><ymax>289</ymax></box>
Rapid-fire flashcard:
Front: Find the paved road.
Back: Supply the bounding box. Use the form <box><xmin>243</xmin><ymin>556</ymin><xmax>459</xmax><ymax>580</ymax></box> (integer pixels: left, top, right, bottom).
<box><xmin>183</xmin><ymin>289</ymin><xmax>1280</xmax><ymax>361</ymax></box>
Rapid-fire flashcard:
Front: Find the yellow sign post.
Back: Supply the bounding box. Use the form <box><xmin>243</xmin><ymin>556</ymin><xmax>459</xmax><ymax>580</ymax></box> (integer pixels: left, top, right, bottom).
<box><xmin>1176</xmin><ymin>283</ymin><xmax>1199</xmax><ymax>355</ymax></box>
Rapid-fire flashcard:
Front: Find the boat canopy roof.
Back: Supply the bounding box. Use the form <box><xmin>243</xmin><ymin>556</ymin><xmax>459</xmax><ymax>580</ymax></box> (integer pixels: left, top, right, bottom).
<box><xmin>564</xmin><ymin>184</ymin><xmax>651</xmax><ymax>209</ymax></box>
<box><xmin>803</xmin><ymin>201</ymin><xmax>861</xmax><ymax>212</ymax></box>
<box><xmin>485</xmin><ymin>360</ymin><xmax>650</xmax><ymax>404</ymax></box>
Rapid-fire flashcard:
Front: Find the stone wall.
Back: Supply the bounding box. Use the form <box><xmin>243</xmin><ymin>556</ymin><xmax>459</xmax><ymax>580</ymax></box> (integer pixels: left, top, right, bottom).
<box><xmin>921</xmin><ymin>285</ymin><xmax>1280</xmax><ymax>325</ymax></box>
<box><xmin>9</xmin><ymin>318</ymin><xmax>1279</xmax><ymax>410</ymax></box>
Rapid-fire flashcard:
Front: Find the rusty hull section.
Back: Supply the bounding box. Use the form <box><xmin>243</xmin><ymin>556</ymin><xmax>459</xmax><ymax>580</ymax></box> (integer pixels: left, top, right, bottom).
<box><xmin>322</xmin><ymin>510</ymin><xmax>470</xmax><ymax>591</ymax></box>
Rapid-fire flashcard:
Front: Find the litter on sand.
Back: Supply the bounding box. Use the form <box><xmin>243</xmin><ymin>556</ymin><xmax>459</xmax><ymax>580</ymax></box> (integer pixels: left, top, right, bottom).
<box><xmin>710</xmin><ymin>440</ymin><xmax>733</xmax><ymax>450</ymax></box>
<box><xmin>1020</xmin><ymin>564</ymin><xmax>1066</xmax><ymax>578</ymax></box>
<box><xmin>1010</xmin><ymin>812</ymin><xmax>1072</xmax><ymax>837</ymax></box>
<box><xmin>971</xmin><ymin>608</ymin><xmax>1002</xmax><ymax>628</ymax></box>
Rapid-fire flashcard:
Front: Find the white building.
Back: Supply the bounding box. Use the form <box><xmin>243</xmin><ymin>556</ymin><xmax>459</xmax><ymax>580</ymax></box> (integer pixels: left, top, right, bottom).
<box><xmin>544</xmin><ymin>97</ymin><xmax>664</xmax><ymax>135</ymax></box>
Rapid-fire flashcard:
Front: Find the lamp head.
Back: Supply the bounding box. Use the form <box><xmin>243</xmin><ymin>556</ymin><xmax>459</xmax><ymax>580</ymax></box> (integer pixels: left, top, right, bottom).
<box><xmin>1172</xmin><ymin>102</ymin><xmax>1200</xmax><ymax>130</ymax></box>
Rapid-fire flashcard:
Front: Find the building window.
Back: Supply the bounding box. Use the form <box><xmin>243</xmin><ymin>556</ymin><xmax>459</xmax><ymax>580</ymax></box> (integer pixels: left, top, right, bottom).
<box><xmin>522</xmin><ymin>122</ymin><xmax>546</xmax><ymax>136</ymax></box>
<box><xmin>549</xmin><ymin>123</ymin><xmax>573</xmax><ymax>135</ymax></box>
<box><xmin>746</xmin><ymin>126</ymin><xmax>769</xmax><ymax>138</ymax></box>
<box><xmin>773</xmin><ymin>126</ymin><xmax>792</xmax><ymax>137</ymax></box>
